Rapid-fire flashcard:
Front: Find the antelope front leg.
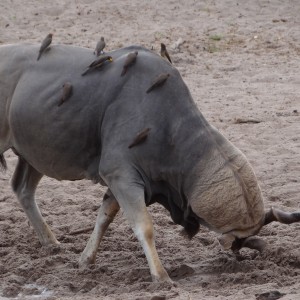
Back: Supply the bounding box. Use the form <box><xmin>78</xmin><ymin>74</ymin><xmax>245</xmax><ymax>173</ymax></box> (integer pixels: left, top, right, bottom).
<box><xmin>109</xmin><ymin>179</ymin><xmax>171</xmax><ymax>282</ymax></box>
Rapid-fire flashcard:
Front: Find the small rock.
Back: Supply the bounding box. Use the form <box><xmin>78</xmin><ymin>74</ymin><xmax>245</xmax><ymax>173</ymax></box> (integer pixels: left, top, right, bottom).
<box><xmin>151</xmin><ymin>296</ymin><xmax>166</xmax><ymax>300</ymax></box>
<box><xmin>255</xmin><ymin>290</ymin><xmax>285</xmax><ymax>300</ymax></box>
<box><xmin>7</xmin><ymin>274</ymin><xmax>26</xmax><ymax>285</ymax></box>
<box><xmin>172</xmin><ymin>38</ymin><xmax>185</xmax><ymax>51</ymax></box>
<box><xmin>2</xmin><ymin>284</ymin><xmax>21</xmax><ymax>298</ymax></box>
<box><xmin>169</xmin><ymin>264</ymin><xmax>195</xmax><ymax>279</ymax></box>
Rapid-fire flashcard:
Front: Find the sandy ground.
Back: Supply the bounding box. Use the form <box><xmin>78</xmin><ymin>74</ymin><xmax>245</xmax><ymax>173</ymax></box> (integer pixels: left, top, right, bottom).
<box><xmin>0</xmin><ymin>0</ymin><xmax>300</xmax><ymax>299</ymax></box>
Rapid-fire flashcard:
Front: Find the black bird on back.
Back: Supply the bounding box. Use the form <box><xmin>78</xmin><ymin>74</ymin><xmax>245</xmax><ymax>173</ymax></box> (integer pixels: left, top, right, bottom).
<box><xmin>81</xmin><ymin>56</ymin><xmax>113</xmax><ymax>76</ymax></box>
<box><xmin>37</xmin><ymin>33</ymin><xmax>53</xmax><ymax>61</ymax></box>
<box><xmin>121</xmin><ymin>51</ymin><xmax>138</xmax><ymax>76</ymax></box>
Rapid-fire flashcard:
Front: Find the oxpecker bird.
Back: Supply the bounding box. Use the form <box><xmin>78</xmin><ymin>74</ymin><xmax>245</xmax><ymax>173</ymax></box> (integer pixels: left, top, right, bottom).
<box><xmin>146</xmin><ymin>73</ymin><xmax>170</xmax><ymax>93</ymax></box>
<box><xmin>37</xmin><ymin>33</ymin><xmax>53</xmax><ymax>61</ymax></box>
<box><xmin>81</xmin><ymin>56</ymin><xmax>113</xmax><ymax>76</ymax></box>
<box><xmin>160</xmin><ymin>43</ymin><xmax>172</xmax><ymax>64</ymax></box>
<box><xmin>128</xmin><ymin>128</ymin><xmax>151</xmax><ymax>149</ymax></box>
<box><xmin>121</xmin><ymin>51</ymin><xmax>138</xmax><ymax>76</ymax></box>
<box><xmin>58</xmin><ymin>82</ymin><xmax>73</xmax><ymax>106</ymax></box>
<box><xmin>94</xmin><ymin>37</ymin><xmax>106</xmax><ymax>56</ymax></box>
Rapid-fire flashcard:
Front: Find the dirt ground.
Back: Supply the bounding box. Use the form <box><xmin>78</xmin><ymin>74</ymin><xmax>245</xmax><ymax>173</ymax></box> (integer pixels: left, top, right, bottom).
<box><xmin>0</xmin><ymin>0</ymin><xmax>299</xmax><ymax>299</ymax></box>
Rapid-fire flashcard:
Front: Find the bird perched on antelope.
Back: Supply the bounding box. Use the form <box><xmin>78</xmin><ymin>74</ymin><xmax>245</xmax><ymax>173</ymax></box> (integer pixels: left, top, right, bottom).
<box><xmin>160</xmin><ymin>43</ymin><xmax>172</xmax><ymax>64</ymax></box>
<box><xmin>94</xmin><ymin>37</ymin><xmax>106</xmax><ymax>56</ymax></box>
<box><xmin>81</xmin><ymin>55</ymin><xmax>113</xmax><ymax>76</ymax></box>
<box><xmin>146</xmin><ymin>73</ymin><xmax>170</xmax><ymax>93</ymax></box>
<box><xmin>37</xmin><ymin>33</ymin><xmax>53</xmax><ymax>61</ymax></box>
<box><xmin>121</xmin><ymin>51</ymin><xmax>138</xmax><ymax>76</ymax></box>
<box><xmin>58</xmin><ymin>82</ymin><xmax>73</xmax><ymax>107</ymax></box>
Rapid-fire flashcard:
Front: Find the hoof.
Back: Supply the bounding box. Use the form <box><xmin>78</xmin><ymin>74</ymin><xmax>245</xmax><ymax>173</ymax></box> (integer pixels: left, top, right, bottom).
<box><xmin>243</xmin><ymin>236</ymin><xmax>267</xmax><ymax>252</ymax></box>
<box><xmin>78</xmin><ymin>254</ymin><xmax>95</xmax><ymax>269</ymax></box>
<box><xmin>218</xmin><ymin>234</ymin><xmax>235</xmax><ymax>250</ymax></box>
<box><xmin>151</xmin><ymin>271</ymin><xmax>173</xmax><ymax>284</ymax></box>
<box><xmin>41</xmin><ymin>238</ymin><xmax>60</xmax><ymax>246</ymax></box>
<box><xmin>231</xmin><ymin>236</ymin><xmax>267</xmax><ymax>253</ymax></box>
